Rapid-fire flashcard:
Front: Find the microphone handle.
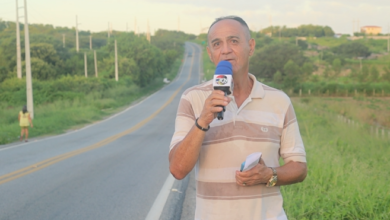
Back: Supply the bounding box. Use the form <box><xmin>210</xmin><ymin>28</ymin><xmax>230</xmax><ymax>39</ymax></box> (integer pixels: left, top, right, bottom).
<box><xmin>217</xmin><ymin>91</ymin><xmax>227</xmax><ymax>120</ymax></box>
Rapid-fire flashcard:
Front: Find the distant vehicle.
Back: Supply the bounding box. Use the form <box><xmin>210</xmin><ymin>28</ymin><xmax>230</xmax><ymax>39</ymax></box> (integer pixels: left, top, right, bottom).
<box><xmin>187</xmin><ymin>52</ymin><xmax>192</xmax><ymax>57</ymax></box>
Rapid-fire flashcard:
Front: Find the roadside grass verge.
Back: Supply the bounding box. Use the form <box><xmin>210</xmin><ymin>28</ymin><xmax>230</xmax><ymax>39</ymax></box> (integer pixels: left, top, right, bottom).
<box><xmin>295</xmin><ymin>97</ymin><xmax>390</xmax><ymax>129</ymax></box>
<box><xmin>282</xmin><ymin>97</ymin><xmax>390</xmax><ymax>219</ymax></box>
<box><xmin>0</xmin><ymin>58</ymin><xmax>182</xmax><ymax>145</ymax></box>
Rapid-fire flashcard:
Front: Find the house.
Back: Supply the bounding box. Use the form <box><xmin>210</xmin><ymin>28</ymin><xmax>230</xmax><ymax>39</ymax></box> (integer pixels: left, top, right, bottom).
<box><xmin>334</xmin><ymin>34</ymin><xmax>342</xmax><ymax>38</ymax></box>
<box><xmin>360</xmin><ymin>26</ymin><xmax>382</xmax><ymax>35</ymax></box>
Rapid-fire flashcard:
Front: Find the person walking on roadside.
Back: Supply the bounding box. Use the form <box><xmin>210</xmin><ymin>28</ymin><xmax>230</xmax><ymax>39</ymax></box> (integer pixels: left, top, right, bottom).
<box><xmin>18</xmin><ymin>105</ymin><xmax>33</xmax><ymax>142</ymax></box>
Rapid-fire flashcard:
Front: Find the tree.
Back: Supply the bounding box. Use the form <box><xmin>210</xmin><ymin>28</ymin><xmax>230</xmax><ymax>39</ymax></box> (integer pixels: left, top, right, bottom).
<box><xmin>332</xmin><ymin>41</ymin><xmax>371</xmax><ymax>58</ymax></box>
<box><xmin>283</xmin><ymin>60</ymin><xmax>301</xmax><ymax>88</ymax></box>
<box><xmin>260</xmin><ymin>24</ymin><xmax>335</xmax><ymax>37</ymax></box>
<box><xmin>301</xmin><ymin>62</ymin><xmax>313</xmax><ymax>81</ymax></box>
<box><xmin>0</xmin><ymin>66</ymin><xmax>9</xmax><ymax>83</ymax></box>
<box><xmin>273</xmin><ymin>71</ymin><xmax>283</xmax><ymax>84</ymax></box>
<box><xmin>323</xmin><ymin>26</ymin><xmax>335</xmax><ymax>37</ymax></box>
<box><xmin>249</xmin><ymin>43</ymin><xmax>306</xmax><ymax>80</ymax></box>
<box><xmin>323</xmin><ymin>65</ymin><xmax>333</xmax><ymax>79</ymax></box>
<box><xmin>30</xmin><ymin>43</ymin><xmax>60</xmax><ymax>66</ymax></box>
<box><xmin>24</xmin><ymin>58</ymin><xmax>56</xmax><ymax>80</ymax></box>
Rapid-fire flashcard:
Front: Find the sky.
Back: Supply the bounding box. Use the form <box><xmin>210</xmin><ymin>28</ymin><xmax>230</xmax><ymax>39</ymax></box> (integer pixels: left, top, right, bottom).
<box><xmin>1</xmin><ymin>0</ymin><xmax>390</xmax><ymax>35</ymax></box>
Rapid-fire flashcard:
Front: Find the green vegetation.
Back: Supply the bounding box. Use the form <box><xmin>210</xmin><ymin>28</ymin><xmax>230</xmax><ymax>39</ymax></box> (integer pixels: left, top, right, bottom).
<box><xmin>282</xmin><ymin>97</ymin><xmax>390</xmax><ymax>219</ymax></box>
<box><xmin>249</xmin><ymin>42</ymin><xmax>307</xmax><ymax>80</ymax></box>
<box><xmin>261</xmin><ymin>25</ymin><xmax>335</xmax><ymax>37</ymax></box>
<box><xmin>0</xmin><ymin>58</ymin><xmax>183</xmax><ymax>144</ymax></box>
<box><xmin>245</xmin><ymin>27</ymin><xmax>390</xmax><ymax>98</ymax></box>
<box><xmin>0</xmin><ymin>20</ymin><xmax>194</xmax><ymax>144</ymax></box>
<box><xmin>202</xmin><ymin>48</ymin><xmax>216</xmax><ymax>81</ymax></box>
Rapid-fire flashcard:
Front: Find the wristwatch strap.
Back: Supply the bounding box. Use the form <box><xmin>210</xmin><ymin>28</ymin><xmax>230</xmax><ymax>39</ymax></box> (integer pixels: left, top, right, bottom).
<box><xmin>266</xmin><ymin>167</ymin><xmax>278</xmax><ymax>187</ymax></box>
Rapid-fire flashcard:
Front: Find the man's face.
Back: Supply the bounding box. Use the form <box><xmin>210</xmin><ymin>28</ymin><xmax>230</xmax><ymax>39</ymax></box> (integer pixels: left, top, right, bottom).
<box><xmin>207</xmin><ymin>19</ymin><xmax>255</xmax><ymax>75</ymax></box>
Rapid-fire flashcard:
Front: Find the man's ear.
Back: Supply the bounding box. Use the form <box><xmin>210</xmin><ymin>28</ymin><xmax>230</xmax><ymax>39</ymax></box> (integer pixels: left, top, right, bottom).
<box><xmin>249</xmin><ymin>38</ymin><xmax>256</xmax><ymax>56</ymax></box>
<box><xmin>206</xmin><ymin>46</ymin><xmax>214</xmax><ymax>63</ymax></box>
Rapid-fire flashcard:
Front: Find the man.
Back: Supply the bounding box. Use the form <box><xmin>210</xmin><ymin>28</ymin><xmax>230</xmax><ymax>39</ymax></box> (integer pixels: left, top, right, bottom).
<box><xmin>169</xmin><ymin>16</ymin><xmax>307</xmax><ymax>220</ymax></box>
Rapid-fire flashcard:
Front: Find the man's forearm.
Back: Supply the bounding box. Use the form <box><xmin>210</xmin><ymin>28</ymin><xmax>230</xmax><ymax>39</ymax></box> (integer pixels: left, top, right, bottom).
<box><xmin>275</xmin><ymin>161</ymin><xmax>307</xmax><ymax>186</ymax></box>
<box><xmin>169</xmin><ymin>125</ymin><xmax>206</xmax><ymax>180</ymax></box>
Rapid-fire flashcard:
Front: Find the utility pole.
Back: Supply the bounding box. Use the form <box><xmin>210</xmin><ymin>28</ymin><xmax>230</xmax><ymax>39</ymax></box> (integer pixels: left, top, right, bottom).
<box><xmin>84</xmin><ymin>52</ymin><xmax>87</xmax><ymax>78</ymax></box>
<box><xmin>146</xmin><ymin>20</ymin><xmax>151</xmax><ymax>43</ymax></box>
<box><xmin>15</xmin><ymin>0</ymin><xmax>22</xmax><ymax>79</ymax></box>
<box><xmin>76</xmin><ymin>15</ymin><xmax>80</xmax><ymax>52</ymax></box>
<box><xmin>94</xmin><ymin>50</ymin><xmax>98</xmax><ymax>77</ymax></box>
<box><xmin>114</xmin><ymin>40</ymin><xmax>118</xmax><ymax>81</ymax></box>
<box><xmin>89</xmin><ymin>35</ymin><xmax>92</xmax><ymax>50</ymax></box>
<box><xmin>279</xmin><ymin>26</ymin><xmax>281</xmax><ymax>41</ymax></box>
<box><xmin>357</xmin><ymin>19</ymin><xmax>360</xmax><ymax>33</ymax></box>
<box><xmin>24</xmin><ymin>0</ymin><xmax>34</xmax><ymax>119</ymax></box>
<box><xmin>108</xmin><ymin>22</ymin><xmax>110</xmax><ymax>38</ymax></box>
<box><xmin>385</xmin><ymin>24</ymin><xmax>390</xmax><ymax>52</ymax></box>
<box><xmin>199</xmin><ymin>20</ymin><xmax>202</xmax><ymax>35</ymax></box>
<box><xmin>62</xmin><ymin>34</ymin><xmax>65</xmax><ymax>48</ymax></box>
<box><xmin>134</xmin><ymin>17</ymin><xmax>137</xmax><ymax>35</ymax></box>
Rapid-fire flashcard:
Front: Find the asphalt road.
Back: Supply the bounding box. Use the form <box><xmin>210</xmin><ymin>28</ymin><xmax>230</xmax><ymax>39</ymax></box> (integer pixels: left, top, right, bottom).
<box><xmin>0</xmin><ymin>42</ymin><xmax>201</xmax><ymax>220</ymax></box>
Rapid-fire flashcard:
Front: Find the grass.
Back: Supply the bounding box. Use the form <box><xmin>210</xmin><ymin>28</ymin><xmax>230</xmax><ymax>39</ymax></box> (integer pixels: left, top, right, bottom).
<box><xmin>191</xmin><ymin>39</ymin><xmax>216</xmax><ymax>81</ymax></box>
<box><xmin>282</xmin><ymin>97</ymin><xmax>390</xmax><ymax>219</ymax></box>
<box><xmin>0</xmin><ymin>58</ymin><xmax>183</xmax><ymax>145</ymax></box>
<box><xmin>307</xmin><ymin>37</ymin><xmax>349</xmax><ymax>48</ymax></box>
<box><xmin>202</xmin><ymin>49</ymin><xmax>216</xmax><ymax>81</ymax></box>
<box><xmin>295</xmin><ymin>97</ymin><xmax>390</xmax><ymax>128</ymax></box>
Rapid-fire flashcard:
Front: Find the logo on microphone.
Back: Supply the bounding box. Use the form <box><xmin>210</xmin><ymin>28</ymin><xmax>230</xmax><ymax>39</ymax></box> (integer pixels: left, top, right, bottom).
<box><xmin>215</xmin><ymin>75</ymin><xmax>228</xmax><ymax>85</ymax></box>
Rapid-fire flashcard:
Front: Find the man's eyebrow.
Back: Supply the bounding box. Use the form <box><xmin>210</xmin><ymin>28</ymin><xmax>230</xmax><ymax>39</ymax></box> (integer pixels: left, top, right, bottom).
<box><xmin>211</xmin><ymin>38</ymin><xmax>221</xmax><ymax>44</ymax></box>
<box><xmin>210</xmin><ymin>36</ymin><xmax>240</xmax><ymax>45</ymax></box>
<box><xmin>227</xmin><ymin>35</ymin><xmax>240</xmax><ymax>40</ymax></box>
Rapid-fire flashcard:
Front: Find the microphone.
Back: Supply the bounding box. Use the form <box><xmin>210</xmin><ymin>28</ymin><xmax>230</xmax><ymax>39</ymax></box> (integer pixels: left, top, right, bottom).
<box><xmin>213</xmin><ymin>60</ymin><xmax>233</xmax><ymax>120</ymax></box>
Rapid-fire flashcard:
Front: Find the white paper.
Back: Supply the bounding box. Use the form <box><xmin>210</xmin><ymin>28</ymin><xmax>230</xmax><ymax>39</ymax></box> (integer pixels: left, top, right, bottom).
<box><xmin>240</xmin><ymin>152</ymin><xmax>262</xmax><ymax>172</ymax></box>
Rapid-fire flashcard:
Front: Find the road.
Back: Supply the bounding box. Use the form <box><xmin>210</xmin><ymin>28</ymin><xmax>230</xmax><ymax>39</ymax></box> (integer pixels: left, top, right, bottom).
<box><xmin>0</xmin><ymin>42</ymin><xmax>201</xmax><ymax>220</ymax></box>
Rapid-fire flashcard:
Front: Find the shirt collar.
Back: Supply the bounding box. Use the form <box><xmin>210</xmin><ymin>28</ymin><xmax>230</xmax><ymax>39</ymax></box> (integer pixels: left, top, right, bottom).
<box><xmin>248</xmin><ymin>73</ymin><xmax>265</xmax><ymax>99</ymax></box>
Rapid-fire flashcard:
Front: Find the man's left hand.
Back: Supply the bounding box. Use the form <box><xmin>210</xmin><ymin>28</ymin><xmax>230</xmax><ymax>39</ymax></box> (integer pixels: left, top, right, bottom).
<box><xmin>235</xmin><ymin>158</ymin><xmax>272</xmax><ymax>187</ymax></box>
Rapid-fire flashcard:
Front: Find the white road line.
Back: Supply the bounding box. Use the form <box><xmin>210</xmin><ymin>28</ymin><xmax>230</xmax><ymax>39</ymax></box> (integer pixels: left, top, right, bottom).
<box><xmin>145</xmin><ymin>43</ymin><xmax>200</xmax><ymax>220</ymax></box>
<box><xmin>145</xmin><ymin>174</ymin><xmax>175</xmax><ymax>220</ymax></box>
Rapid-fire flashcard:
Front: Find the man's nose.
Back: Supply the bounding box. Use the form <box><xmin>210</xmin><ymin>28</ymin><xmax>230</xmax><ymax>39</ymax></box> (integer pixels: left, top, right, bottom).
<box><xmin>221</xmin><ymin>42</ymin><xmax>232</xmax><ymax>54</ymax></box>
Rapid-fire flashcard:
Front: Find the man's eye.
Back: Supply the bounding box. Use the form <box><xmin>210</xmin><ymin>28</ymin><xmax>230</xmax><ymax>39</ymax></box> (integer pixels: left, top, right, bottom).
<box><xmin>214</xmin><ymin>42</ymin><xmax>220</xmax><ymax>47</ymax></box>
<box><xmin>232</xmin><ymin>40</ymin><xmax>238</xmax><ymax>43</ymax></box>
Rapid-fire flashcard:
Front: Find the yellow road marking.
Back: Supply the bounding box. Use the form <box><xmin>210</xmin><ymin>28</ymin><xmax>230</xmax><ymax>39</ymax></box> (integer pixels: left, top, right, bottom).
<box><xmin>0</xmin><ymin>45</ymin><xmax>196</xmax><ymax>186</ymax></box>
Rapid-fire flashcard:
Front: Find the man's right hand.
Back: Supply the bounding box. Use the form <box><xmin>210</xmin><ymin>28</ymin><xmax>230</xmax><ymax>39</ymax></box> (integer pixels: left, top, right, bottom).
<box><xmin>169</xmin><ymin>90</ymin><xmax>231</xmax><ymax>180</ymax></box>
<box><xmin>197</xmin><ymin>90</ymin><xmax>231</xmax><ymax>128</ymax></box>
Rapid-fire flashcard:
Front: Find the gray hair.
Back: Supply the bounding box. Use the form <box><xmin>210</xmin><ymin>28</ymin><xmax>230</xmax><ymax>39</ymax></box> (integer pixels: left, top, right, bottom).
<box><xmin>207</xmin><ymin>15</ymin><xmax>251</xmax><ymax>41</ymax></box>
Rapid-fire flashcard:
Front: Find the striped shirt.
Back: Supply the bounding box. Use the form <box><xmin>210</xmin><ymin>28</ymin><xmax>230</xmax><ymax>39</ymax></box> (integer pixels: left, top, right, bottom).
<box><xmin>170</xmin><ymin>74</ymin><xmax>306</xmax><ymax>220</ymax></box>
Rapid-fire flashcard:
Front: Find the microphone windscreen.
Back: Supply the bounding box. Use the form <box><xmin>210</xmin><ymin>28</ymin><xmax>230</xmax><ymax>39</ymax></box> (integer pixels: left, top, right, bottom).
<box><xmin>215</xmin><ymin>60</ymin><xmax>232</xmax><ymax>75</ymax></box>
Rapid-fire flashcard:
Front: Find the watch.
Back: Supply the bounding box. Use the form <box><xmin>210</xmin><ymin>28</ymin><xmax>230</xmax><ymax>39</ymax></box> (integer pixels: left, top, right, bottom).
<box><xmin>266</xmin><ymin>167</ymin><xmax>277</xmax><ymax>187</ymax></box>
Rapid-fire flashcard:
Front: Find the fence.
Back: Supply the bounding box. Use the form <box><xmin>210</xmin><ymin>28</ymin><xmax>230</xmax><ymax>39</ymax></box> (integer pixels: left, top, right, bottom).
<box><xmin>287</xmin><ymin>88</ymin><xmax>390</xmax><ymax>97</ymax></box>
